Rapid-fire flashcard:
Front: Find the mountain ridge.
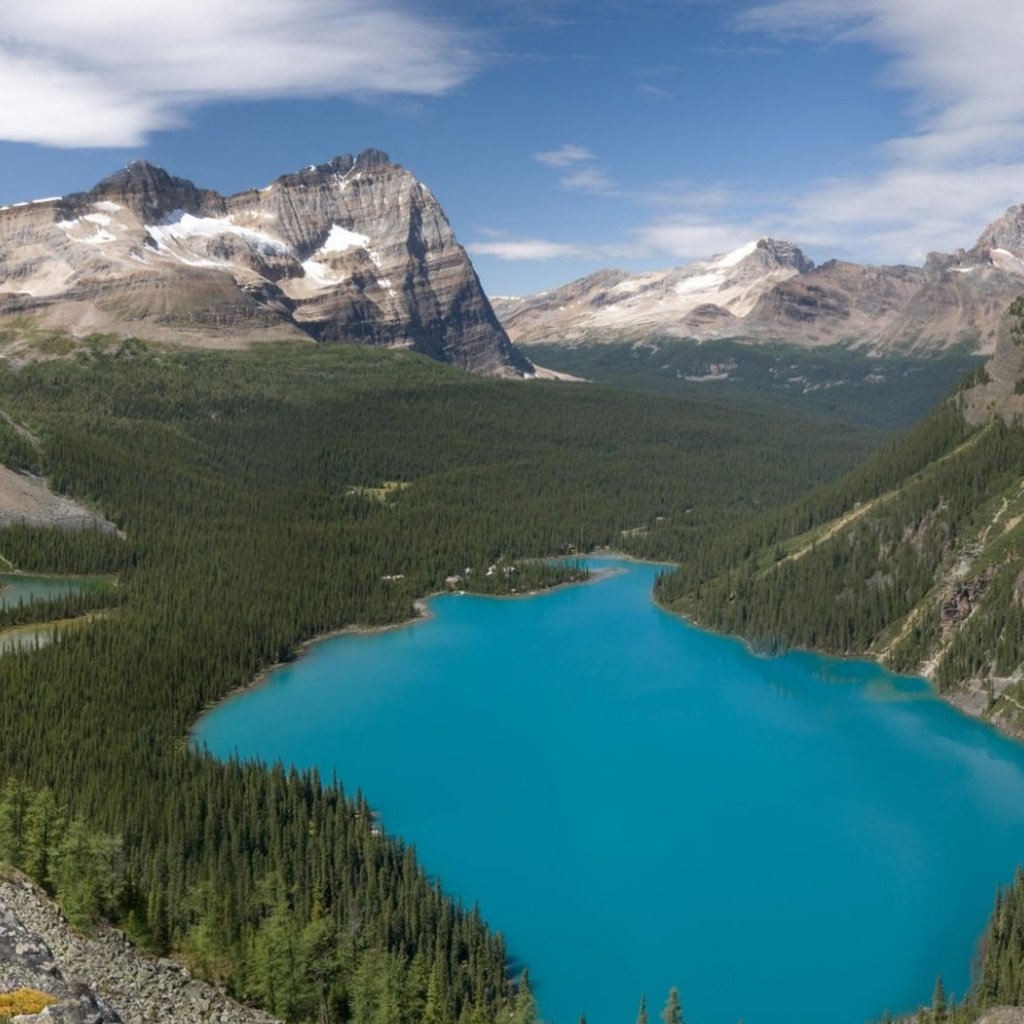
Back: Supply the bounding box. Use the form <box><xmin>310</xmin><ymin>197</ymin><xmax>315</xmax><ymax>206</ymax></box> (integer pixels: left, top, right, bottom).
<box><xmin>0</xmin><ymin>151</ymin><xmax>531</xmax><ymax>376</ymax></box>
<box><xmin>495</xmin><ymin>210</ymin><xmax>1024</xmax><ymax>356</ymax></box>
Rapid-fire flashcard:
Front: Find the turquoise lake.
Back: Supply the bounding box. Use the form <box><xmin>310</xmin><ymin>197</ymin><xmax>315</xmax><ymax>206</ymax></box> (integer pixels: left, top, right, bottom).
<box><xmin>193</xmin><ymin>557</ymin><xmax>1024</xmax><ymax>1024</ymax></box>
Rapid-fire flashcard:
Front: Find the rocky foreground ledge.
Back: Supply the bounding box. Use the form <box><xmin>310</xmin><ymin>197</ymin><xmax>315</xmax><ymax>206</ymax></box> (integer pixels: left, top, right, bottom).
<box><xmin>0</xmin><ymin>873</ymin><xmax>278</xmax><ymax>1024</ymax></box>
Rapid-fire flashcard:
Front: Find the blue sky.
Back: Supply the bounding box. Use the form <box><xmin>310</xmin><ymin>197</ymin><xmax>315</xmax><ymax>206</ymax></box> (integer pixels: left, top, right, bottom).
<box><xmin>3</xmin><ymin>0</ymin><xmax>1024</xmax><ymax>295</ymax></box>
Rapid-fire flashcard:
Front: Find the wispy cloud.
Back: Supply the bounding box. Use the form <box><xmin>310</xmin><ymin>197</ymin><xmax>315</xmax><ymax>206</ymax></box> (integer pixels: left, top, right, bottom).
<box><xmin>533</xmin><ymin>143</ymin><xmax>616</xmax><ymax>193</ymax></box>
<box><xmin>559</xmin><ymin>167</ymin><xmax>617</xmax><ymax>194</ymax></box>
<box><xmin>0</xmin><ymin>0</ymin><xmax>479</xmax><ymax>147</ymax></box>
<box><xmin>632</xmin><ymin>218</ymin><xmax>763</xmax><ymax>261</ymax></box>
<box><xmin>498</xmin><ymin>3</ymin><xmax>1024</xmax><ymax>272</ymax></box>
<box><xmin>729</xmin><ymin>1</ymin><xmax>1024</xmax><ymax>258</ymax></box>
<box><xmin>534</xmin><ymin>144</ymin><xmax>595</xmax><ymax>168</ymax></box>
<box><xmin>468</xmin><ymin>238</ymin><xmax>597</xmax><ymax>261</ymax></box>
<box><xmin>468</xmin><ymin>234</ymin><xmax>645</xmax><ymax>262</ymax></box>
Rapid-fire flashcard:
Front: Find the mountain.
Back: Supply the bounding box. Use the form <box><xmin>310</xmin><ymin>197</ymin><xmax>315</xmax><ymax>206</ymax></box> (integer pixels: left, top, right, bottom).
<box><xmin>0</xmin><ymin>150</ymin><xmax>531</xmax><ymax>376</ymax></box>
<box><xmin>656</xmin><ymin>301</ymin><xmax>1024</xmax><ymax>735</ymax></box>
<box><xmin>495</xmin><ymin>210</ymin><xmax>1024</xmax><ymax>356</ymax></box>
<box><xmin>493</xmin><ymin>238</ymin><xmax>812</xmax><ymax>344</ymax></box>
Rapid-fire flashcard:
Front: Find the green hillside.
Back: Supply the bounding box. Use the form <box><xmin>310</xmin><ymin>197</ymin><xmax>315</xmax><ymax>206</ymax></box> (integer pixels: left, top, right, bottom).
<box><xmin>658</xmin><ymin>308</ymin><xmax>1024</xmax><ymax>735</ymax></box>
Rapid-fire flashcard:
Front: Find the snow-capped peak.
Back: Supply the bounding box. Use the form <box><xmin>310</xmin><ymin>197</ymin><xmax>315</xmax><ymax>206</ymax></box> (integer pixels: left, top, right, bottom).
<box><xmin>713</xmin><ymin>240</ymin><xmax>761</xmax><ymax>269</ymax></box>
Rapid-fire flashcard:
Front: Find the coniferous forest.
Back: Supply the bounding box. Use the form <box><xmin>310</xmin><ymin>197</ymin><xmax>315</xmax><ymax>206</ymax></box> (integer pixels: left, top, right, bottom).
<box><xmin>0</xmin><ymin>341</ymin><xmax>882</xmax><ymax>1023</ymax></box>
<box><xmin>4</xmin><ymin>337</ymin><xmax>1024</xmax><ymax>1023</ymax></box>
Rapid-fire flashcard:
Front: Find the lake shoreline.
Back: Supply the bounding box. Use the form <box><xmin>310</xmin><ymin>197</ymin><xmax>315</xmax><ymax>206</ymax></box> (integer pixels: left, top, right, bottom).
<box><xmin>191</xmin><ymin>548</ymin><xmax>1021</xmax><ymax>750</ymax></box>
<box><xmin>193</xmin><ymin>548</ymin><xmax>1024</xmax><ymax>749</ymax></box>
<box><xmin>656</xmin><ymin>582</ymin><xmax>1024</xmax><ymax>743</ymax></box>
<box><xmin>187</xmin><ymin>561</ymin><xmax>618</xmax><ymax>743</ymax></box>
<box><xmin>191</xmin><ymin>552</ymin><xmax>1021</xmax><ymax>1024</ymax></box>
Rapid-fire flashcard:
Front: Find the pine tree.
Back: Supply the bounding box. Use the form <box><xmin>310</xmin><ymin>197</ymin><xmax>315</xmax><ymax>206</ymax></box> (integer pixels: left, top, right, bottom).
<box><xmin>511</xmin><ymin>972</ymin><xmax>538</xmax><ymax>1024</ymax></box>
<box><xmin>661</xmin><ymin>987</ymin><xmax>683</xmax><ymax>1024</ymax></box>
<box><xmin>636</xmin><ymin>995</ymin><xmax>649</xmax><ymax>1024</ymax></box>
<box><xmin>932</xmin><ymin>976</ymin><xmax>947</xmax><ymax>1023</ymax></box>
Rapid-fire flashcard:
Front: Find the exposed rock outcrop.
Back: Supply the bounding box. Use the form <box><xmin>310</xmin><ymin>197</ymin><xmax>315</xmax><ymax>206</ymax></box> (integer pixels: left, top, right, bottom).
<box><xmin>0</xmin><ymin>151</ymin><xmax>531</xmax><ymax>377</ymax></box>
<box><xmin>0</xmin><ymin>465</ymin><xmax>117</xmax><ymax>533</ymax></box>
<box><xmin>0</xmin><ymin>873</ymin><xmax>279</xmax><ymax>1024</ymax></box>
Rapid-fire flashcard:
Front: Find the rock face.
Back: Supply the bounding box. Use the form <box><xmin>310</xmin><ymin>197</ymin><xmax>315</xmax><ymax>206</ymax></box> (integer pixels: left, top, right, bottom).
<box><xmin>960</xmin><ymin>298</ymin><xmax>1024</xmax><ymax>425</ymax></box>
<box><xmin>0</xmin><ymin>885</ymin><xmax>121</xmax><ymax>1023</ymax></box>
<box><xmin>496</xmin><ymin>210</ymin><xmax>1024</xmax><ymax>356</ymax></box>
<box><xmin>0</xmin><ymin>872</ymin><xmax>279</xmax><ymax>1024</ymax></box>
<box><xmin>0</xmin><ymin>150</ymin><xmax>531</xmax><ymax>376</ymax></box>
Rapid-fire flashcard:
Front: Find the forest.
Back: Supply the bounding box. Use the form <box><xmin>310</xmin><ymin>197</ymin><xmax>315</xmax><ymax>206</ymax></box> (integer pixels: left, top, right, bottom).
<box><xmin>656</xmin><ymin>377</ymin><xmax>1024</xmax><ymax>723</ymax></box>
<box><xmin>0</xmin><ymin>340</ymin><xmax>882</xmax><ymax>1023</ymax></box>
<box><xmin>518</xmin><ymin>339</ymin><xmax>981</xmax><ymax>429</ymax></box>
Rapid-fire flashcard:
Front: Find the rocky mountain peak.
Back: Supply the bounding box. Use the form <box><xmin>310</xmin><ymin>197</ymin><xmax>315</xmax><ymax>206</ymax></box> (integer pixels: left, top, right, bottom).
<box><xmin>974</xmin><ymin>203</ymin><xmax>1024</xmax><ymax>256</ymax></box>
<box><xmin>85</xmin><ymin>160</ymin><xmax>223</xmax><ymax>223</ymax></box>
<box><xmin>0</xmin><ymin>150</ymin><xmax>530</xmax><ymax>376</ymax></box>
<box><xmin>271</xmin><ymin>149</ymin><xmax>396</xmax><ymax>191</ymax></box>
<box><xmin>492</xmin><ymin>237</ymin><xmax>814</xmax><ymax>344</ymax></box>
<box><xmin>752</xmin><ymin>238</ymin><xmax>815</xmax><ymax>273</ymax></box>
<box><xmin>353</xmin><ymin>148</ymin><xmax>391</xmax><ymax>168</ymax></box>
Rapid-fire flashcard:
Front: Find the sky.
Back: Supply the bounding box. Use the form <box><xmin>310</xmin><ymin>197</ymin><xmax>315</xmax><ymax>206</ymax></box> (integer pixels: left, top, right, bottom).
<box><xmin>3</xmin><ymin>0</ymin><xmax>1024</xmax><ymax>295</ymax></box>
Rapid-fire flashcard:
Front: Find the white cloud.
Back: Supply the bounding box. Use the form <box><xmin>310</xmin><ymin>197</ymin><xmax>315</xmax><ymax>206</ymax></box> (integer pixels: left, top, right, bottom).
<box><xmin>0</xmin><ymin>0</ymin><xmax>479</xmax><ymax>147</ymax></box>
<box><xmin>468</xmin><ymin>233</ymin><xmax>647</xmax><ymax>262</ymax></box>
<box><xmin>559</xmin><ymin>167</ymin><xmax>616</xmax><ymax>194</ymax></box>
<box><xmin>500</xmin><ymin>3</ymin><xmax>1024</xmax><ymax>275</ymax></box>
<box><xmin>633</xmin><ymin>219</ymin><xmax>763</xmax><ymax>261</ymax></box>
<box><xmin>533</xmin><ymin>142</ymin><xmax>617</xmax><ymax>193</ymax></box>
<box><xmin>728</xmin><ymin>1</ymin><xmax>1024</xmax><ymax>260</ymax></box>
<box><xmin>739</xmin><ymin>1</ymin><xmax>1024</xmax><ymax>166</ymax></box>
<box><xmin>534</xmin><ymin>144</ymin><xmax>595</xmax><ymax>168</ymax></box>
<box><xmin>467</xmin><ymin>238</ymin><xmax>597</xmax><ymax>261</ymax></box>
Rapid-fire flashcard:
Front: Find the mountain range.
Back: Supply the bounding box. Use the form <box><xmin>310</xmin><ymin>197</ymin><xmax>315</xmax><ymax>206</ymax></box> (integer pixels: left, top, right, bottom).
<box><xmin>0</xmin><ymin>150</ymin><xmax>531</xmax><ymax>376</ymax></box>
<box><xmin>494</xmin><ymin>212</ymin><xmax>1024</xmax><ymax>355</ymax></box>
<box><xmin>7</xmin><ymin>149</ymin><xmax>1024</xmax><ymax>372</ymax></box>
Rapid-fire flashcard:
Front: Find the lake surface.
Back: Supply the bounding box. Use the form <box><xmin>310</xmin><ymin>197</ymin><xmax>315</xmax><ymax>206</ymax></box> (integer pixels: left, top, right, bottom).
<box><xmin>0</xmin><ymin>573</ymin><xmax>96</xmax><ymax>609</ymax></box>
<box><xmin>194</xmin><ymin>557</ymin><xmax>1024</xmax><ymax>1024</ymax></box>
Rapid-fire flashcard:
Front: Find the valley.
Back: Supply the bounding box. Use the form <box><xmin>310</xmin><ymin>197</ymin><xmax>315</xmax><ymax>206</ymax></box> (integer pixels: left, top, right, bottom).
<box><xmin>2</xmin><ymin>154</ymin><xmax>1024</xmax><ymax>1024</ymax></box>
<box><xmin>0</xmin><ymin>340</ymin><xmax>883</xmax><ymax>1024</ymax></box>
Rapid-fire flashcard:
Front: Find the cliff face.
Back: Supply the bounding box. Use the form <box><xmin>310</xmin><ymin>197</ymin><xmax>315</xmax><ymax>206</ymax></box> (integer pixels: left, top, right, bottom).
<box><xmin>0</xmin><ymin>151</ymin><xmax>531</xmax><ymax>377</ymax></box>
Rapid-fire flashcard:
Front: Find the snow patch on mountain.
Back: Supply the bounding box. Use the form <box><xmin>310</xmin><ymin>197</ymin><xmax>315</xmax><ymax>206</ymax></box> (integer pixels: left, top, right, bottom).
<box><xmin>674</xmin><ymin>272</ymin><xmax>725</xmax><ymax>296</ymax></box>
<box><xmin>146</xmin><ymin>211</ymin><xmax>289</xmax><ymax>257</ymax></box>
<box><xmin>301</xmin><ymin>258</ymin><xmax>347</xmax><ymax>288</ymax></box>
<box><xmin>714</xmin><ymin>240</ymin><xmax>760</xmax><ymax>268</ymax></box>
<box><xmin>321</xmin><ymin>224</ymin><xmax>370</xmax><ymax>253</ymax></box>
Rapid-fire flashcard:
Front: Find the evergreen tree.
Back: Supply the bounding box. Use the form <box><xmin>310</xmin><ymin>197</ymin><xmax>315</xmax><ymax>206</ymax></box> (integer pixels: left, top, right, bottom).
<box><xmin>511</xmin><ymin>972</ymin><xmax>538</xmax><ymax>1024</ymax></box>
<box><xmin>661</xmin><ymin>988</ymin><xmax>683</xmax><ymax>1024</ymax></box>
<box><xmin>932</xmin><ymin>977</ymin><xmax>947</xmax><ymax>1023</ymax></box>
<box><xmin>0</xmin><ymin>777</ymin><xmax>31</xmax><ymax>869</ymax></box>
<box><xmin>23</xmin><ymin>788</ymin><xmax>66</xmax><ymax>890</ymax></box>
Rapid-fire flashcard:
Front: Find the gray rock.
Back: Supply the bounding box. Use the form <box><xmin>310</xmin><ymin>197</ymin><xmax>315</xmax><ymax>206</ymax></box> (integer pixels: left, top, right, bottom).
<box><xmin>0</xmin><ymin>873</ymin><xmax>279</xmax><ymax>1024</ymax></box>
